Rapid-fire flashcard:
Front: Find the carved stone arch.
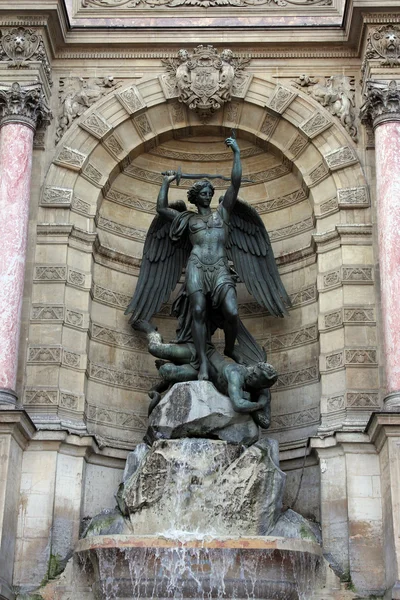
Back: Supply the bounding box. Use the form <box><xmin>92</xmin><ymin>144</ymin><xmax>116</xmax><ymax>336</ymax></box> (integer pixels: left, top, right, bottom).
<box><xmin>31</xmin><ymin>75</ymin><xmax>373</xmax><ymax>447</ymax></box>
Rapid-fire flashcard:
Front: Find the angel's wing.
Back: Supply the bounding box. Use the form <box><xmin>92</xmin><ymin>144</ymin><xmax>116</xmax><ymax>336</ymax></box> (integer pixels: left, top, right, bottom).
<box><xmin>226</xmin><ymin>199</ymin><xmax>291</xmax><ymax>317</ymax></box>
<box><xmin>125</xmin><ymin>201</ymin><xmax>191</xmax><ymax>325</ymax></box>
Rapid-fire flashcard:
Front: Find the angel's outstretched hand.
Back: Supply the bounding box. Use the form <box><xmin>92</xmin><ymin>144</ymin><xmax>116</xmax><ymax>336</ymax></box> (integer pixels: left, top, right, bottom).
<box><xmin>225</xmin><ymin>137</ymin><xmax>240</xmax><ymax>153</ymax></box>
<box><xmin>161</xmin><ymin>169</ymin><xmax>178</xmax><ymax>183</ymax></box>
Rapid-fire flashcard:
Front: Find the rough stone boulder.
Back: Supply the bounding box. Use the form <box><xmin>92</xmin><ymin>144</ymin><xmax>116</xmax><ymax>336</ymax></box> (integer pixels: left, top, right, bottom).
<box><xmin>147</xmin><ymin>380</ymin><xmax>259</xmax><ymax>446</ymax></box>
<box><xmin>119</xmin><ymin>437</ymin><xmax>286</xmax><ymax>537</ymax></box>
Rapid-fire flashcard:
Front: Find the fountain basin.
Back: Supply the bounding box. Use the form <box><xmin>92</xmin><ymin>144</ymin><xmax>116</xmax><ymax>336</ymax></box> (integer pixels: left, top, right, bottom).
<box><xmin>76</xmin><ymin>534</ymin><xmax>323</xmax><ymax>599</ymax></box>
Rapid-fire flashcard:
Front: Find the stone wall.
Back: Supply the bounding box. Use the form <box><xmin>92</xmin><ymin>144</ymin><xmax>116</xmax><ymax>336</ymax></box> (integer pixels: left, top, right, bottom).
<box><xmin>1</xmin><ymin>1</ymin><xmax>400</xmax><ymax>598</ymax></box>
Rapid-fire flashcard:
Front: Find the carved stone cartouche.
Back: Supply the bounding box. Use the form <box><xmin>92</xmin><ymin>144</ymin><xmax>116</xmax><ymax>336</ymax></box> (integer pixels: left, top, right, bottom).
<box><xmin>161</xmin><ymin>45</ymin><xmax>250</xmax><ymax>121</ymax></box>
<box><xmin>0</xmin><ymin>27</ymin><xmax>52</xmax><ymax>87</ymax></box>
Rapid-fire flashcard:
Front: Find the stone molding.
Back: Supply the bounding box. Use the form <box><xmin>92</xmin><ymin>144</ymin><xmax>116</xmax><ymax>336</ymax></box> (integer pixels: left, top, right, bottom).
<box><xmin>360</xmin><ymin>80</ymin><xmax>400</xmax><ymax>128</ymax></box>
<box><xmin>0</xmin><ymin>410</ymin><xmax>36</xmax><ymax>449</ymax></box>
<box><xmin>82</xmin><ymin>0</ymin><xmax>332</xmax><ymax>8</ymax></box>
<box><xmin>0</xmin><ymin>388</ymin><xmax>18</xmax><ymax>409</ymax></box>
<box><xmin>0</xmin><ymin>81</ymin><xmax>51</xmax><ymax>130</ymax></box>
<box><xmin>383</xmin><ymin>391</ymin><xmax>400</xmax><ymax>412</ymax></box>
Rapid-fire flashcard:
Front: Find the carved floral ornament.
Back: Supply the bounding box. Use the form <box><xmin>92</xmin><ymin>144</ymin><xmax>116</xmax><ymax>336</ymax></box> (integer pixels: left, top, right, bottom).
<box><xmin>0</xmin><ymin>81</ymin><xmax>52</xmax><ymax>130</ymax></box>
<box><xmin>161</xmin><ymin>46</ymin><xmax>251</xmax><ymax>120</ymax></box>
<box><xmin>0</xmin><ymin>27</ymin><xmax>52</xmax><ymax>87</ymax></box>
<box><xmin>82</xmin><ymin>0</ymin><xmax>331</xmax><ymax>7</ymax></box>
<box><xmin>360</xmin><ymin>80</ymin><xmax>400</xmax><ymax>128</ymax></box>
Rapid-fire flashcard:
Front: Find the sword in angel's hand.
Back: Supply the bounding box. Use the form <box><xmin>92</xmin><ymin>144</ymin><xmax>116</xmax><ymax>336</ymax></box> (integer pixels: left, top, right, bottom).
<box><xmin>161</xmin><ymin>165</ymin><xmax>253</xmax><ymax>186</ymax></box>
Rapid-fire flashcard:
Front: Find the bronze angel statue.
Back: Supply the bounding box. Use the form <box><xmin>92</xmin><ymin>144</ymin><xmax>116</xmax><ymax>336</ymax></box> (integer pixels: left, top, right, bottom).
<box><xmin>125</xmin><ymin>135</ymin><xmax>291</xmax><ymax>392</ymax></box>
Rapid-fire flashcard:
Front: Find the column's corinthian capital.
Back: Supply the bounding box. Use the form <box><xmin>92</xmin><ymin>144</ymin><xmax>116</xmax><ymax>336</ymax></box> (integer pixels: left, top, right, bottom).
<box><xmin>0</xmin><ymin>81</ymin><xmax>52</xmax><ymax>131</ymax></box>
<box><xmin>360</xmin><ymin>79</ymin><xmax>400</xmax><ymax>129</ymax></box>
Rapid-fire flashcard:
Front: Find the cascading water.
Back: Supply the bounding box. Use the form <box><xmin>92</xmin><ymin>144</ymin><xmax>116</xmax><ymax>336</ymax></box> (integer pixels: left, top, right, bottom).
<box><xmin>77</xmin><ymin>437</ymin><xmax>324</xmax><ymax>600</ymax></box>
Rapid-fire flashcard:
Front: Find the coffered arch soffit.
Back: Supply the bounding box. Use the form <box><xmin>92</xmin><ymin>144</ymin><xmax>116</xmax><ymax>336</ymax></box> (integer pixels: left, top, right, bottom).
<box><xmin>41</xmin><ymin>75</ymin><xmax>368</xmax><ymax>269</ymax></box>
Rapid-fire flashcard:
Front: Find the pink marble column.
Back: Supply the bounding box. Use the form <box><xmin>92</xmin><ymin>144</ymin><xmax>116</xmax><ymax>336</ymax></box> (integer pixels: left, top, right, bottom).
<box><xmin>0</xmin><ymin>82</ymin><xmax>50</xmax><ymax>407</ymax></box>
<box><xmin>375</xmin><ymin>120</ymin><xmax>400</xmax><ymax>404</ymax></box>
<box><xmin>362</xmin><ymin>80</ymin><xmax>400</xmax><ymax>409</ymax></box>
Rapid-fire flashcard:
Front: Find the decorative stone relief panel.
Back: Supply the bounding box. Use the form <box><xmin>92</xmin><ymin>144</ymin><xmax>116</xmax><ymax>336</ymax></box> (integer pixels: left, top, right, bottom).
<box><xmin>27</xmin><ymin>346</ymin><xmax>62</xmax><ymax>364</ymax></box>
<box><xmin>97</xmin><ymin>217</ymin><xmax>146</xmax><ymax>242</ymax></box>
<box><xmin>71</xmin><ymin>195</ymin><xmax>93</xmax><ymax>216</ymax></box>
<box><xmin>90</xmin><ymin>323</ymin><xmax>147</xmax><ymax>352</ymax></box>
<box><xmin>56</xmin><ymin>76</ymin><xmax>116</xmax><ymax>144</ymax></box>
<box><xmin>86</xmin><ymin>401</ymin><xmax>147</xmax><ymax>434</ymax></box>
<box><xmin>133</xmin><ymin>113</ymin><xmax>153</xmax><ymax>138</ymax></box>
<box><xmin>82</xmin><ymin>0</ymin><xmax>332</xmax><ymax>8</ymax></box>
<box><xmin>319</xmin><ymin>197</ymin><xmax>338</xmax><ymax>216</ymax></box>
<box><xmin>337</xmin><ymin>186</ymin><xmax>370</xmax><ymax>208</ymax></box>
<box><xmin>106</xmin><ymin>189</ymin><xmax>156</xmax><ymax>213</ymax></box>
<box><xmin>305</xmin><ymin>162</ymin><xmax>330</xmax><ymax>187</ymax></box>
<box><xmin>300</xmin><ymin>112</ymin><xmax>332</xmax><ymax>139</ymax></box>
<box><xmin>82</xmin><ymin>163</ymin><xmax>104</xmax><ymax>187</ymax></box>
<box><xmin>41</xmin><ymin>186</ymin><xmax>73</xmax><ymax>207</ymax></box>
<box><xmin>269</xmin><ymin>216</ymin><xmax>314</xmax><ymax>242</ymax></box>
<box><xmin>324</xmin><ymin>146</ymin><xmax>358</xmax><ymax>171</ymax></box>
<box><xmin>293</xmin><ymin>75</ymin><xmax>357</xmax><ymax>140</ymax></box>
<box><xmin>54</xmin><ymin>147</ymin><xmax>87</xmax><ymax>171</ymax></box>
<box><xmin>31</xmin><ymin>305</ymin><xmax>64</xmax><ymax>321</ymax></box>
<box><xmin>322</xmin><ymin>266</ymin><xmax>374</xmax><ymax>289</ymax></box>
<box><xmin>160</xmin><ymin>46</ymin><xmax>251</xmax><ymax>120</ymax></box>
<box><xmin>362</xmin><ymin>25</ymin><xmax>400</xmax><ymax>75</ymax></box>
<box><xmin>269</xmin><ymin>407</ymin><xmax>319</xmax><ymax>433</ymax></box>
<box><xmin>87</xmin><ymin>361</ymin><xmax>157</xmax><ymax>391</ymax></box>
<box><xmin>0</xmin><ymin>26</ymin><xmax>52</xmax><ymax>86</ymax></box>
<box><xmin>34</xmin><ymin>266</ymin><xmax>67</xmax><ymax>282</ymax></box>
<box><xmin>24</xmin><ymin>388</ymin><xmax>58</xmax><ymax>405</ymax></box>
<box><xmin>259</xmin><ymin>111</ymin><xmax>280</xmax><ymax>139</ymax></box>
<box><xmin>269</xmin><ymin>324</ymin><xmax>318</xmax><ymax>352</ymax></box>
<box><xmin>116</xmin><ymin>85</ymin><xmax>146</xmax><ymax>114</ymax></box>
<box><xmin>266</xmin><ymin>85</ymin><xmax>297</xmax><ymax>114</ymax></box>
<box><xmin>91</xmin><ymin>284</ymin><xmax>131</xmax><ymax>310</ymax></box>
<box><xmin>275</xmin><ymin>362</ymin><xmax>319</xmax><ymax>389</ymax></box>
<box><xmin>80</xmin><ymin>112</ymin><xmax>112</xmax><ymax>140</ymax></box>
<box><xmin>253</xmin><ymin>187</ymin><xmax>308</xmax><ymax>215</ymax></box>
<box><xmin>326</xmin><ymin>395</ymin><xmax>345</xmax><ymax>412</ymax></box>
<box><xmin>102</xmin><ymin>134</ymin><xmax>125</xmax><ymax>159</ymax></box>
<box><xmin>324</xmin><ymin>348</ymin><xmax>377</xmax><ymax>371</ymax></box>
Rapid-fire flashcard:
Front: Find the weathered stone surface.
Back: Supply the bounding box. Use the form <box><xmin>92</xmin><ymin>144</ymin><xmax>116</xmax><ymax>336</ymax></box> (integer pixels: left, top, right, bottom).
<box><xmin>121</xmin><ymin>437</ymin><xmax>286</xmax><ymax>536</ymax></box>
<box><xmin>147</xmin><ymin>381</ymin><xmax>259</xmax><ymax>446</ymax></box>
<box><xmin>83</xmin><ymin>509</ymin><xmax>132</xmax><ymax>537</ymax></box>
<box><xmin>270</xmin><ymin>508</ymin><xmax>321</xmax><ymax>544</ymax></box>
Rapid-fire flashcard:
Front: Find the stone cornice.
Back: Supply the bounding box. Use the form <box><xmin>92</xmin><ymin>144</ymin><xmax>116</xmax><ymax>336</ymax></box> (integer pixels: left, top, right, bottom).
<box><xmin>360</xmin><ymin>79</ymin><xmax>400</xmax><ymax>128</ymax></box>
<box><xmin>0</xmin><ymin>81</ymin><xmax>52</xmax><ymax>130</ymax></box>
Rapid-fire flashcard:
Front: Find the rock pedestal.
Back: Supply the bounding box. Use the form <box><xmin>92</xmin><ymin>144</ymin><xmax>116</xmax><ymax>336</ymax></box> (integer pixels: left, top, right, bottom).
<box><xmin>147</xmin><ymin>381</ymin><xmax>260</xmax><ymax>446</ymax></box>
<box><xmin>119</xmin><ymin>437</ymin><xmax>286</xmax><ymax>537</ymax></box>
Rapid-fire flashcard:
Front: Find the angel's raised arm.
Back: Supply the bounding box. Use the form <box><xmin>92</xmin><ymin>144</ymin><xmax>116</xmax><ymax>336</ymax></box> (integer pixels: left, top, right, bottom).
<box><xmin>222</xmin><ymin>137</ymin><xmax>242</xmax><ymax>215</ymax></box>
<box><xmin>157</xmin><ymin>172</ymin><xmax>182</xmax><ymax>221</ymax></box>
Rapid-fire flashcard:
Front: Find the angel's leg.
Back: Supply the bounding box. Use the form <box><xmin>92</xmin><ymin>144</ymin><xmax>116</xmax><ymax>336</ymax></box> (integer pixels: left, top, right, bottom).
<box><xmin>221</xmin><ymin>287</ymin><xmax>240</xmax><ymax>361</ymax></box>
<box><xmin>189</xmin><ymin>291</ymin><xmax>209</xmax><ymax>381</ymax></box>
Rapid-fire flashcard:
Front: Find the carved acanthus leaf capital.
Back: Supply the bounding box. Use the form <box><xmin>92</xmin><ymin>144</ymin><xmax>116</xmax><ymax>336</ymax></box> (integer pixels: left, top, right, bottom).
<box><xmin>0</xmin><ymin>82</ymin><xmax>52</xmax><ymax>130</ymax></box>
<box><xmin>360</xmin><ymin>80</ymin><xmax>400</xmax><ymax>128</ymax></box>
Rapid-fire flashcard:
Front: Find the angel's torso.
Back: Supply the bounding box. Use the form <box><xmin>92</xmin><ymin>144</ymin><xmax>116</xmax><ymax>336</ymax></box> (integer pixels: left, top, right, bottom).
<box><xmin>188</xmin><ymin>206</ymin><xmax>229</xmax><ymax>265</ymax></box>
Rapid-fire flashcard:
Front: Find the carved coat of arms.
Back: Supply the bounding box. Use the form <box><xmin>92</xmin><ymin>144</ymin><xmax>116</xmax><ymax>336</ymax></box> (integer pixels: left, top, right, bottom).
<box><xmin>161</xmin><ymin>46</ymin><xmax>251</xmax><ymax>120</ymax></box>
